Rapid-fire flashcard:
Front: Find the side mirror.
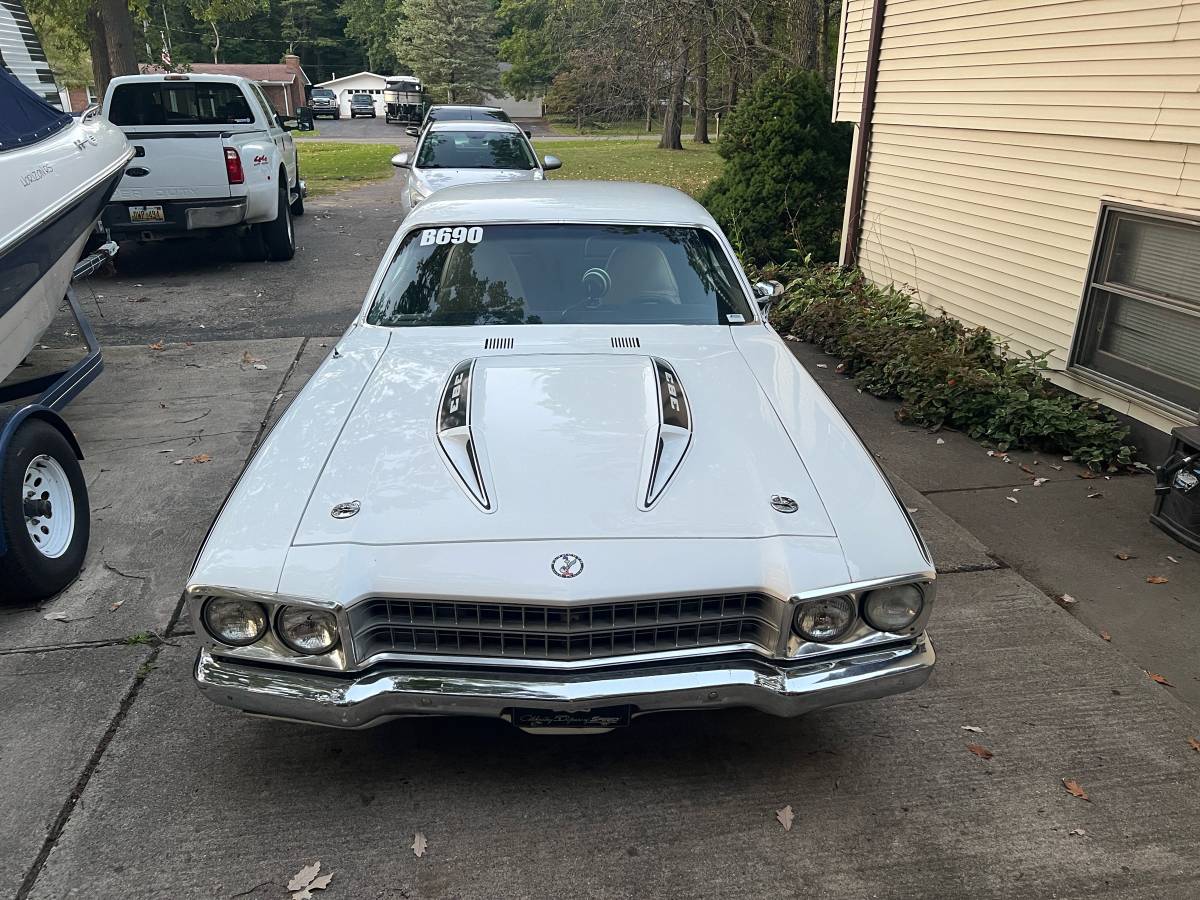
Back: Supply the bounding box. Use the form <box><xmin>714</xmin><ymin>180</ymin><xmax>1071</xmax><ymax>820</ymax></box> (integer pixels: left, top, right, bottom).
<box><xmin>542</xmin><ymin>154</ymin><xmax>562</xmax><ymax>171</ymax></box>
<box><xmin>524</xmin><ymin>129</ymin><xmax>532</xmax><ymax>139</ymax></box>
<box><xmin>277</xmin><ymin>115</ymin><xmax>298</xmax><ymax>131</ymax></box>
<box><xmin>405</xmin><ymin>126</ymin><xmax>420</xmax><ymax>137</ymax></box>
<box><xmin>391</xmin><ymin>152</ymin><xmax>410</xmax><ymax>168</ymax></box>
<box><xmin>752</xmin><ymin>280</ymin><xmax>785</xmax><ymax>312</ymax></box>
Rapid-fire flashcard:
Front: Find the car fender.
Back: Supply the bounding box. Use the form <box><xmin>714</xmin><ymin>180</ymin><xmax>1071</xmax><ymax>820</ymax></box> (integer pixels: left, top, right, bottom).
<box><xmin>235</xmin><ymin>135</ymin><xmax>280</xmax><ymax>223</ymax></box>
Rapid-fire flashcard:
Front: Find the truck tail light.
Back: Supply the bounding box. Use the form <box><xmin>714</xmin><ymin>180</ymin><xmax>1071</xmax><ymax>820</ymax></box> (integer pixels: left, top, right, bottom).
<box><xmin>224</xmin><ymin>148</ymin><xmax>244</xmax><ymax>185</ymax></box>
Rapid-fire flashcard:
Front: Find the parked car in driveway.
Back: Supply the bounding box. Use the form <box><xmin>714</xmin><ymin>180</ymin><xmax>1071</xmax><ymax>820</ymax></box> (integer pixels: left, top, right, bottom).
<box><xmin>392</xmin><ymin>121</ymin><xmax>560</xmax><ymax>215</ymax></box>
<box><xmin>349</xmin><ymin>93</ymin><xmax>376</xmax><ymax>118</ymax></box>
<box><xmin>185</xmin><ymin>180</ymin><xmax>937</xmax><ymax>733</ymax></box>
<box><xmin>99</xmin><ymin>73</ymin><xmax>304</xmax><ymax>261</ymax></box>
<box><xmin>405</xmin><ymin>104</ymin><xmax>511</xmax><ymax>137</ymax></box>
<box><xmin>309</xmin><ymin>87</ymin><xmax>339</xmax><ymax>119</ymax></box>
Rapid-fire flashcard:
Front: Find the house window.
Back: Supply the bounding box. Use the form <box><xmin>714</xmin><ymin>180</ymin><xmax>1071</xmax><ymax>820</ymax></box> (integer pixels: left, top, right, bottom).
<box><xmin>1070</xmin><ymin>204</ymin><xmax>1200</xmax><ymax>419</ymax></box>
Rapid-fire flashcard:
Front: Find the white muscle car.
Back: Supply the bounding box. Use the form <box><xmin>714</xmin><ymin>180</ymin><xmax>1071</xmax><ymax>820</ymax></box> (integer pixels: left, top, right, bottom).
<box><xmin>187</xmin><ymin>181</ymin><xmax>936</xmax><ymax>732</ymax></box>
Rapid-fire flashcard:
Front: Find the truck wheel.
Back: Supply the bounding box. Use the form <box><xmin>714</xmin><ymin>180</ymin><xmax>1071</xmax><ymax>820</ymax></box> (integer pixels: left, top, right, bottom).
<box><xmin>0</xmin><ymin>419</ymin><xmax>90</xmax><ymax>603</ymax></box>
<box><xmin>262</xmin><ymin>179</ymin><xmax>296</xmax><ymax>261</ymax></box>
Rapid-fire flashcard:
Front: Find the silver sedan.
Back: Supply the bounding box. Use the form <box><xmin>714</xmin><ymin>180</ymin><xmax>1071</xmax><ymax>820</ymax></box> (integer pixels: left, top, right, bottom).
<box><xmin>392</xmin><ymin>120</ymin><xmax>561</xmax><ymax>215</ymax></box>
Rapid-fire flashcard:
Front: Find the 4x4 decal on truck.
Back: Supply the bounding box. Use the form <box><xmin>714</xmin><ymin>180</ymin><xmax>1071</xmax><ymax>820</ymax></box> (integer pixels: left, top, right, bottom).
<box><xmin>253</xmin><ymin>154</ymin><xmax>269</xmax><ymax>165</ymax></box>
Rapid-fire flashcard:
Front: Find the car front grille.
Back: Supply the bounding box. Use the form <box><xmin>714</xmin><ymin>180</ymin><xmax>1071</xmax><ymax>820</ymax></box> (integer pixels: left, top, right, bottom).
<box><xmin>348</xmin><ymin>593</ymin><xmax>782</xmax><ymax>663</ymax></box>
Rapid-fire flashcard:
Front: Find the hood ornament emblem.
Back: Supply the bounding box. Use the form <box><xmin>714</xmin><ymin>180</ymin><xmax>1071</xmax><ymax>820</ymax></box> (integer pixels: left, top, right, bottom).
<box><xmin>551</xmin><ymin>553</ymin><xmax>584</xmax><ymax>578</ymax></box>
<box><xmin>771</xmin><ymin>495</ymin><xmax>798</xmax><ymax>514</ymax></box>
<box><xmin>331</xmin><ymin>500</ymin><xmax>361</xmax><ymax>519</ymax></box>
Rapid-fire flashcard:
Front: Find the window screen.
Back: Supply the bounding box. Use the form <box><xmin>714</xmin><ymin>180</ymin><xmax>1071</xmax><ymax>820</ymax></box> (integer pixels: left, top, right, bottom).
<box><xmin>1071</xmin><ymin>207</ymin><xmax>1200</xmax><ymax>417</ymax></box>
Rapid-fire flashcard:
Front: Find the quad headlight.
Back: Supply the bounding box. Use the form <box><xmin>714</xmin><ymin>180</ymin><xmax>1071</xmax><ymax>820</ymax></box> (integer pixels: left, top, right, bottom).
<box><xmin>792</xmin><ymin>595</ymin><xmax>856</xmax><ymax>643</ymax></box>
<box><xmin>275</xmin><ymin>605</ymin><xmax>341</xmax><ymax>655</ymax></box>
<box><xmin>202</xmin><ymin>597</ymin><xmax>269</xmax><ymax>646</ymax></box>
<box><xmin>862</xmin><ymin>584</ymin><xmax>926</xmax><ymax>634</ymax></box>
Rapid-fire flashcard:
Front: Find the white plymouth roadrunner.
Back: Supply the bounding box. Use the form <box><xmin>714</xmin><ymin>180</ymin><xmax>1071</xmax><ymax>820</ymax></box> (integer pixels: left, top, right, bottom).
<box><xmin>186</xmin><ymin>181</ymin><xmax>936</xmax><ymax>732</ymax></box>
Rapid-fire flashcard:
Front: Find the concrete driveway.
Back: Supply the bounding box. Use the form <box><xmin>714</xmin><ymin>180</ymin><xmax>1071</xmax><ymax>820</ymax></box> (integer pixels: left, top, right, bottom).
<box><xmin>2</xmin><ymin>175</ymin><xmax>1198</xmax><ymax>899</ymax></box>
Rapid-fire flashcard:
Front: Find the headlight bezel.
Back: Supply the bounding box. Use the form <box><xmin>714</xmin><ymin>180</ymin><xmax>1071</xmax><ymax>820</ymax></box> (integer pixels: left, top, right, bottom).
<box><xmin>274</xmin><ymin>604</ymin><xmax>342</xmax><ymax>656</ymax></box>
<box><xmin>200</xmin><ymin>596</ymin><xmax>270</xmax><ymax>647</ymax></box>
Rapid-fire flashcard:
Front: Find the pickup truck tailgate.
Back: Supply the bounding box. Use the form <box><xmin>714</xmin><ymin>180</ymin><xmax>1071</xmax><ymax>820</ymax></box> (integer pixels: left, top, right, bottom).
<box><xmin>112</xmin><ymin>133</ymin><xmax>235</xmax><ymax>202</ymax></box>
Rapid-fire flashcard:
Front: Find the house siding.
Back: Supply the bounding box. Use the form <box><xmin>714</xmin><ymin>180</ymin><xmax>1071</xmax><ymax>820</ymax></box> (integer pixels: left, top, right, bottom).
<box><xmin>836</xmin><ymin>0</ymin><xmax>1200</xmax><ymax>432</ymax></box>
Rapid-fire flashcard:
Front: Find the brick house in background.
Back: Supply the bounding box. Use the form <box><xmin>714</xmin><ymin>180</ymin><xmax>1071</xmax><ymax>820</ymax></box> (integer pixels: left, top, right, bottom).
<box><xmin>138</xmin><ymin>54</ymin><xmax>310</xmax><ymax>115</ymax></box>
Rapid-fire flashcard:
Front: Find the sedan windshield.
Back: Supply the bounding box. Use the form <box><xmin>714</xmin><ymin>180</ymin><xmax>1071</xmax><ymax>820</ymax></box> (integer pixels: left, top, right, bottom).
<box><xmin>416</xmin><ymin>131</ymin><xmax>536</xmax><ymax>170</ymax></box>
<box><xmin>366</xmin><ymin>224</ymin><xmax>755</xmax><ymax>327</ymax></box>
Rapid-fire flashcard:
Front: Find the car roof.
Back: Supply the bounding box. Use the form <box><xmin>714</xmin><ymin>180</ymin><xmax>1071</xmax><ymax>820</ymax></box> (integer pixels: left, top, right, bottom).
<box><xmin>403</xmin><ymin>181</ymin><xmax>719</xmax><ymax>229</ymax></box>
<box><xmin>427</xmin><ymin>120</ymin><xmax>521</xmax><ymax>134</ymax></box>
<box><xmin>430</xmin><ymin>105</ymin><xmax>504</xmax><ymax>113</ymax></box>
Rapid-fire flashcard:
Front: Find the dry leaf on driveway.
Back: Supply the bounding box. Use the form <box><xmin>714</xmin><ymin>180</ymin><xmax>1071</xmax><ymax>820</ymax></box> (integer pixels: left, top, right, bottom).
<box><xmin>1146</xmin><ymin>575</ymin><xmax>1170</xmax><ymax>584</ymax></box>
<box><xmin>149</xmin><ymin>341</ymin><xmax>165</xmax><ymax>351</ymax></box>
<box><xmin>1062</xmin><ymin>778</ymin><xmax>1090</xmax><ymax>801</ymax></box>
<box><xmin>191</xmin><ymin>453</ymin><xmax>211</xmax><ymax>464</ymax></box>
<box><xmin>1100</xmin><ymin>630</ymin><xmax>1111</xmax><ymax>642</ymax></box>
<box><xmin>287</xmin><ymin>863</ymin><xmax>321</xmax><ymax>892</ymax></box>
<box><xmin>1068</xmin><ymin>828</ymin><xmax>1086</xmax><ymax>837</ymax></box>
<box><xmin>1148</xmin><ymin>672</ymin><xmax>1173</xmax><ymax>686</ymax></box>
<box><xmin>966</xmin><ymin>744</ymin><xmax>993</xmax><ymax>760</ymax></box>
<box><xmin>1055</xmin><ymin>594</ymin><xmax>1077</xmax><ymax>608</ymax></box>
<box><xmin>1188</xmin><ymin>737</ymin><xmax>1200</xmax><ymax>753</ymax></box>
<box><xmin>294</xmin><ymin>872</ymin><xmax>334</xmax><ymax>900</ymax></box>
<box><xmin>775</xmin><ymin>805</ymin><xmax>794</xmax><ymax>832</ymax></box>
<box><xmin>961</xmin><ymin>725</ymin><xmax>983</xmax><ymax>733</ymax></box>
<box><xmin>1113</xmin><ymin>552</ymin><xmax>1135</xmax><ymax>560</ymax></box>
<box><xmin>412</xmin><ymin>832</ymin><xmax>428</xmax><ymax>858</ymax></box>
<box><xmin>242</xmin><ymin>350</ymin><xmax>262</xmax><ymax>365</ymax></box>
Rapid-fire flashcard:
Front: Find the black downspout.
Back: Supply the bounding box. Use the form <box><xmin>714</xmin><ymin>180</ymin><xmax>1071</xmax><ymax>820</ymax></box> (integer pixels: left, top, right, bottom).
<box><xmin>842</xmin><ymin>0</ymin><xmax>887</xmax><ymax>269</ymax></box>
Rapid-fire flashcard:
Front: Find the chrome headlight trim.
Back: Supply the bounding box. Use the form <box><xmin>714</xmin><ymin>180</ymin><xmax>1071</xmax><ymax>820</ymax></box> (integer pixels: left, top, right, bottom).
<box><xmin>862</xmin><ymin>583</ymin><xmax>927</xmax><ymax>635</ymax></box>
<box><xmin>274</xmin><ymin>604</ymin><xmax>342</xmax><ymax>656</ymax></box>
<box><xmin>791</xmin><ymin>594</ymin><xmax>857</xmax><ymax>643</ymax></box>
<box><xmin>200</xmin><ymin>596</ymin><xmax>269</xmax><ymax>647</ymax></box>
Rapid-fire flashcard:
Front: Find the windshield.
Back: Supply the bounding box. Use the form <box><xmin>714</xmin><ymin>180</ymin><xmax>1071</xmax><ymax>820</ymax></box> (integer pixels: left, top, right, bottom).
<box><xmin>416</xmin><ymin>130</ymin><xmax>536</xmax><ymax>170</ymax></box>
<box><xmin>429</xmin><ymin>107</ymin><xmax>509</xmax><ymax>124</ymax></box>
<box><xmin>366</xmin><ymin>224</ymin><xmax>755</xmax><ymax>327</ymax></box>
<box><xmin>109</xmin><ymin>82</ymin><xmax>256</xmax><ymax>126</ymax></box>
<box><xmin>311</xmin><ymin>89</ymin><xmax>335</xmax><ymax>99</ymax></box>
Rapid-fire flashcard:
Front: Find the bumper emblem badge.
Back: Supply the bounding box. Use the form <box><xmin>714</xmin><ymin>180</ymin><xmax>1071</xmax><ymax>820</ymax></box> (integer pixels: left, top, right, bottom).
<box><xmin>331</xmin><ymin>500</ymin><xmax>361</xmax><ymax>519</ymax></box>
<box><xmin>771</xmin><ymin>495</ymin><xmax>799</xmax><ymax>514</ymax></box>
<box><xmin>551</xmin><ymin>553</ymin><xmax>584</xmax><ymax>578</ymax></box>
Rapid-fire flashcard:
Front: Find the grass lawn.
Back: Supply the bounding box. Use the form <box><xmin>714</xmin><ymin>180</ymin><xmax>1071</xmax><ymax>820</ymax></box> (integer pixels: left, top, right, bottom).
<box><xmin>296</xmin><ymin>142</ymin><xmax>396</xmax><ymax>196</ymax></box>
<box><xmin>546</xmin><ymin>115</ymin><xmax>704</xmax><ymax>137</ymax></box>
<box><xmin>544</xmin><ymin>139</ymin><xmax>723</xmax><ymax>197</ymax></box>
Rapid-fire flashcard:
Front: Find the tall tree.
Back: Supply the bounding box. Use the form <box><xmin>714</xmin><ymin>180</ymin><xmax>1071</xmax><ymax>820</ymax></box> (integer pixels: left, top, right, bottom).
<box><xmin>392</xmin><ymin>0</ymin><xmax>499</xmax><ymax>103</ymax></box>
<box><xmin>658</xmin><ymin>38</ymin><xmax>688</xmax><ymax>150</ymax></box>
<box><xmin>339</xmin><ymin>0</ymin><xmax>404</xmax><ymax>72</ymax></box>
<box><xmin>497</xmin><ymin>0</ymin><xmax>557</xmax><ymax>99</ymax></box>
<box><xmin>96</xmin><ymin>0</ymin><xmax>138</xmax><ymax>92</ymax></box>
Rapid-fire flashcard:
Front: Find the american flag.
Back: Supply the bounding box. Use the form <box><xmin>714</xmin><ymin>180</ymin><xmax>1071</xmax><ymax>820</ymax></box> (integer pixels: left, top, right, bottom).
<box><xmin>160</xmin><ymin>32</ymin><xmax>171</xmax><ymax>67</ymax></box>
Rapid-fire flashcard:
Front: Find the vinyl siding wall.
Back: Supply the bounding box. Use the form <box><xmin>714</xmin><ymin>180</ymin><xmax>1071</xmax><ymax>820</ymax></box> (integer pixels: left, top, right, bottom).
<box><xmin>835</xmin><ymin>0</ymin><xmax>1200</xmax><ymax>431</ymax></box>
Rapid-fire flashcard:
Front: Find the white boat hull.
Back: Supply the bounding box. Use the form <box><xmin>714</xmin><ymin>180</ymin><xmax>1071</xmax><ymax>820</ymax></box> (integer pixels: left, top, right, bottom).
<box><xmin>0</xmin><ymin>110</ymin><xmax>131</xmax><ymax>384</ymax></box>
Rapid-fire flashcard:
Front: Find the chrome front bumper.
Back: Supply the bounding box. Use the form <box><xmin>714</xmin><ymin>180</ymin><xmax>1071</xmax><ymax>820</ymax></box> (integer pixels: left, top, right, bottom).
<box><xmin>195</xmin><ymin>635</ymin><xmax>934</xmax><ymax>729</ymax></box>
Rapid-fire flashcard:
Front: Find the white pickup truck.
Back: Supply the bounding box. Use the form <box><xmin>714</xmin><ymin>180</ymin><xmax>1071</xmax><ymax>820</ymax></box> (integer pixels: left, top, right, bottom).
<box><xmin>100</xmin><ymin>73</ymin><xmax>305</xmax><ymax>261</ymax></box>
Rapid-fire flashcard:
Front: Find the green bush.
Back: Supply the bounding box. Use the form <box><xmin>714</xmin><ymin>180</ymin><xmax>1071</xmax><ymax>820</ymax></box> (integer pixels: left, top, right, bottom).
<box><xmin>768</xmin><ymin>266</ymin><xmax>1137</xmax><ymax>470</ymax></box>
<box><xmin>700</xmin><ymin>70</ymin><xmax>851</xmax><ymax>265</ymax></box>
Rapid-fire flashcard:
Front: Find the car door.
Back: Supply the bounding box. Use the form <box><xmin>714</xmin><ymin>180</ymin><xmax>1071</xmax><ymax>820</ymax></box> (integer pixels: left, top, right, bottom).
<box><xmin>249</xmin><ymin>82</ymin><xmax>296</xmax><ymax>187</ymax></box>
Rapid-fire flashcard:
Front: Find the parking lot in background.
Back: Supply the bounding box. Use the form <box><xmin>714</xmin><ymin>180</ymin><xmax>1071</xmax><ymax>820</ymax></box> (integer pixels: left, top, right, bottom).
<box><xmin>3</xmin><ymin>174</ymin><xmax>1198</xmax><ymax>900</ymax></box>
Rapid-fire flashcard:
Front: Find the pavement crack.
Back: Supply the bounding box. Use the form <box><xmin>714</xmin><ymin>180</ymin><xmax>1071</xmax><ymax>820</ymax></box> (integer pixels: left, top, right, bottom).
<box><xmin>103</xmin><ymin>559</ymin><xmax>148</xmax><ymax>582</ymax></box>
<box><xmin>936</xmin><ymin>561</ymin><xmax>1008</xmax><ymax>574</ymax></box>
<box><xmin>231</xmin><ymin>879</ymin><xmax>275</xmax><ymax>898</ymax></box>
<box><xmin>249</xmin><ymin>337</ymin><xmax>309</xmax><ymax>458</ymax></box>
<box><xmin>15</xmin><ymin>644</ymin><xmax>161</xmax><ymax>900</ymax></box>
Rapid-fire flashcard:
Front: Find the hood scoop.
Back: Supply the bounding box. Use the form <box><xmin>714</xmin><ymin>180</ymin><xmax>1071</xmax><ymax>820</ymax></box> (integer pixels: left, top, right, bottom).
<box><xmin>642</xmin><ymin>358</ymin><xmax>692</xmax><ymax>509</ymax></box>
<box><xmin>436</xmin><ymin>359</ymin><xmax>494</xmax><ymax>511</ymax></box>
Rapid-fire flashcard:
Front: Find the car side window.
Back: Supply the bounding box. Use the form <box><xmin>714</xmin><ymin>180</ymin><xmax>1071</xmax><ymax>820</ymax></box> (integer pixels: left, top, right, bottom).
<box><xmin>249</xmin><ymin>84</ymin><xmax>278</xmax><ymax>125</ymax></box>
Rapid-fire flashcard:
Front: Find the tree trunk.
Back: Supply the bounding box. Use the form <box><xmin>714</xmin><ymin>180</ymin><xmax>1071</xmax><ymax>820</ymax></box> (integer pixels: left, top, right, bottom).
<box><xmin>796</xmin><ymin>0</ymin><xmax>822</xmax><ymax>71</ymax></box>
<box><xmin>820</xmin><ymin>0</ymin><xmax>833</xmax><ymax>86</ymax></box>
<box><xmin>99</xmin><ymin>0</ymin><xmax>139</xmax><ymax>80</ymax></box>
<box><xmin>87</xmin><ymin>1</ymin><xmax>112</xmax><ymax>99</ymax></box>
<box><xmin>658</xmin><ymin>42</ymin><xmax>688</xmax><ymax>150</ymax></box>
<box><xmin>211</xmin><ymin>22</ymin><xmax>220</xmax><ymax>64</ymax></box>
<box><xmin>691</xmin><ymin>26</ymin><xmax>709</xmax><ymax>143</ymax></box>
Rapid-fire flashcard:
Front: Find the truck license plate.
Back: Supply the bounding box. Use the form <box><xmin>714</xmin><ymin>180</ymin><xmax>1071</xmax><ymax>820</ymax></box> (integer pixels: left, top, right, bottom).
<box><xmin>128</xmin><ymin>205</ymin><xmax>164</xmax><ymax>223</ymax></box>
<box><xmin>512</xmin><ymin>706</ymin><xmax>632</xmax><ymax>732</ymax></box>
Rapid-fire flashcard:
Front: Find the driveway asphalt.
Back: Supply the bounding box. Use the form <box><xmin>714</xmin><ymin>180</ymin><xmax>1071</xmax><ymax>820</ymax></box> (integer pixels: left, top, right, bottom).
<box><xmin>2</xmin><ymin>177</ymin><xmax>1197</xmax><ymax>899</ymax></box>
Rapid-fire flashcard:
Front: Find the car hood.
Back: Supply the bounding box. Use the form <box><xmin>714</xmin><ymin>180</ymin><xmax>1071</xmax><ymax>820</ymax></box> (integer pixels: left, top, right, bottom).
<box><xmin>416</xmin><ymin>168</ymin><xmax>540</xmax><ymax>193</ymax></box>
<box><xmin>291</xmin><ymin>328</ymin><xmax>835</xmax><ymax>548</ymax></box>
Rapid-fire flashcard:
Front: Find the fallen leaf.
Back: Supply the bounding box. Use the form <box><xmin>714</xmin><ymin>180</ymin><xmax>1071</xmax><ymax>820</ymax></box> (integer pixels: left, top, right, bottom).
<box><xmin>109</xmin><ymin>598</ymin><xmax>126</xmax><ymax>612</ymax></box>
<box><xmin>1166</xmin><ymin>555</ymin><xmax>1180</xmax><ymax>564</ymax></box>
<box><xmin>294</xmin><ymin>872</ymin><xmax>334</xmax><ymax>900</ymax></box>
<box><xmin>1062</xmin><ymin>778</ymin><xmax>1090</xmax><ymax>801</ymax></box>
<box><xmin>1056</xmin><ymin>594</ymin><xmax>1077</xmax><ymax>608</ymax></box>
<box><xmin>986</xmin><ymin>450</ymin><xmax>996</xmax><ymax>457</ymax></box>
<box><xmin>1087</xmin><ymin>492</ymin><xmax>1104</xmax><ymax>499</ymax></box>
<box><xmin>149</xmin><ymin>341</ymin><xmax>165</xmax><ymax>351</ymax></box>
<box><xmin>1049</xmin><ymin>464</ymin><xmax>1063</xmax><ymax>471</ymax></box>
<box><xmin>905</xmin><ymin>506</ymin><xmax>919</xmax><ymax>513</ymax></box>
<box><xmin>253</xmin><ymin>363</ymin><xmax>268</xmax><ymax>370</ymax></box>
<box><xmin>287</xmin><ymin>862</ymin><xmax>321</xmax><ymax>893</ymax></box>
<box><xmin>1019</xmin><ymin>463</ymin><xmax>1036</xmax><ymax>475</ymax></box>
<box><xmin>171</xmin><ymin>459</ymin><xmax>185</xmax><ymax>466</ymax></box>
<box><xmin>1078</xmin><ymin>470</ymin><xmax>1098</xmax><ymax>479</ymax></box>
<box><xmin>1148</xmin><ymin>672</ymin><xmax>1173</xmax><ymax>686</ymax></box>
<box><xmin>966</xmin><ymin>744</ymin><xmax>993</xmax><ymax>760</ymax></box>
<box><xmin>191</xmin><ymin>454</ymin><xmax>211</xmax><ymax>464</ymax></box>
<box><xmin>961</xmin><ymin>725</ymin><xmax>983</xmax><ymax>733</ymax></box>
<box><xmin>1188</xmin><ymin>737</ymin><xmax>1200</xmax><ymax>753</ymax></box>
<box><xmin>1069</xmin><ymin>828</ymin><xmax>1087</xmax><ymax>837</ymax></box>
<box><xmin>775</xmin><ymin>805</ymin><xmax>794</xmax><ymax>832</ymax></box>
<box><xmin>1032</xmin><ymin>478</ymin><xmax>1048</xmax><ymax>486</ymax></box>
<box><xmin>43</xmin><ymin>611</ymin><xmax>70</xmax><ymax>622</ymax></box>
<box><xmin>1146</xmin><ymin>575</ymin><xmax>1169</xmax><ymax>584</ymax></box>
<box><xmin>412</xmin><ymin>832</ymin><xmax>427</xmax><ymax>858</ymax></box>
<box><xmin>1100</xmin><ymin>630</ymin><xmax>1111</xmax><ymax>642</ymax></box>
<box><xmin>815</xmin><ymin>363</ymin><xmax>827</xmax><ymax>368</ymax></box>
<box><xmin>936</xmin><ymin>438</ymin><xmax>945</xmax><ymax>445</ymax></box>
<box><xmin>1113</xmin><ymin>552</ymin><xmax>1134</xmax><ymax>560</ymax></box>
<box><xmin>1006</xmin><ymin>496</ymin><xmax>1019</xmax><ymax>504</ymax></box>
<box><xmin>241</xmin><ymin>350</ymin><xmax>262</xmax><ymax>365</ymax></box>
